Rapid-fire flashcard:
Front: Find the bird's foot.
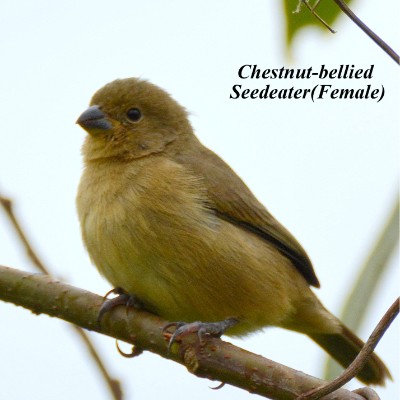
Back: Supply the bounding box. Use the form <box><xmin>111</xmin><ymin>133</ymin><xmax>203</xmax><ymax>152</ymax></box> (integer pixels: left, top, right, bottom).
<box><xmin>97</xmin><ymin>287</ymin><xmax>143</xmax><ymax>325</ymax></box>
<box><xmin>163</xmin><ymin>317</ymin><xmax>238</xmax><ymax>352</ymax></box>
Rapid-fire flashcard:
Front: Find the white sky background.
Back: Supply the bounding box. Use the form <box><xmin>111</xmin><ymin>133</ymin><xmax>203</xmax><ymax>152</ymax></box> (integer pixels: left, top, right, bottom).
<box><xmin>0</xmin><ymin>1</ymin><xmax>398</xmax><ymax>399</ymax></box>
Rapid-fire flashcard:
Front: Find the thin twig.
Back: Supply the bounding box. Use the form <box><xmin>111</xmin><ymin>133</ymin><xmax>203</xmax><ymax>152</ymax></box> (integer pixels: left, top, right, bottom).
<box><xmin>299</xmin><ymin>0</ymin><xmax>400</xmax><ymax>64</ymax></box>
<box><xmin>0</xmin><ymin>194</ymin><xmax>123</xmax><ymax>400</ymax></box>
<box><xmin>301</xmin><ymin>1</ymin><xmax>336</xmax><ymax>33</ymax></box>
<box><xmin>297</xmin><ymin>298</ymin><xmax>399</xmax><ymax>400</ymax></box>
<box><xmin>0</xmin><ymin>196</ymin><xmax>47</xmax><ymax>273</ymax></box>
<box><xmin>332</xmin><ymin>0</ymin><xmax>400</xmax><ymax>64</ymax></box>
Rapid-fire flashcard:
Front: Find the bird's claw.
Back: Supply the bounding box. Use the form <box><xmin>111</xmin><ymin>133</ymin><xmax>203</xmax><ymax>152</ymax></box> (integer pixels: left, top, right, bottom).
<box><xmin>163</xmin><ymin>317</ymin><xmax>238</xmax><ymax>353</ymax></box>
<box><xmin>97</xmin><ymin>287</ymin><xmax>143</xmax><ymax>325</ymax></box>
<box><xmin>116</xmin><ymin>340</ymin><xmax>144</xmax><ymax>358</ymax></box>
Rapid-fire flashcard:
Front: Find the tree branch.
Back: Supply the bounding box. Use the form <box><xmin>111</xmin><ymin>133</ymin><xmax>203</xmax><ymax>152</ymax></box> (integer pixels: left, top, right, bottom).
<box><xmin>0</xmin><ymin>265</ymin><xmax>382</xmax><ymax>400</ymax></box>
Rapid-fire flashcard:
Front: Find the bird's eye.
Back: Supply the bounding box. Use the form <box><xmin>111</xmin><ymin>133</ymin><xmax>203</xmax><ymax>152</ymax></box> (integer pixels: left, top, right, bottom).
<box><xmin>126</xmin><ymin>108</ymin><xmax>142</xmax><ymax>122</ymax></box>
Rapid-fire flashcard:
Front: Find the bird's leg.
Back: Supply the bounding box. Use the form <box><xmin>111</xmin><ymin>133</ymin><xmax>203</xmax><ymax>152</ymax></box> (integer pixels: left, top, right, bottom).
<box><xmin>97</xmin><ymin>287</ymin><xmax>144</xmax><ymax>325</ymax></box>
<box><xmin>163</xmin><ymin>317</ymin><xmax>239</xmax><ymax>352</ymax></box>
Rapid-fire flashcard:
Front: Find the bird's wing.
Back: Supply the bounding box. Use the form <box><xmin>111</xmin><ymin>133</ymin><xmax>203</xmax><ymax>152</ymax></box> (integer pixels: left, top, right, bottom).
<box><xmin>176</xmin><ymin>143</ymin><xmax>320</xmax><ymax>287</ymax></box>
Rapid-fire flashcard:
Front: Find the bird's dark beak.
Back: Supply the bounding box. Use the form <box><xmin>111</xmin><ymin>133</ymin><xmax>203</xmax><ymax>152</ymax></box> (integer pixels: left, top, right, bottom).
<box><xmin>76</xmin><ymin>105</ymin><xmax>112</xmax><ymax>131</ymax></box>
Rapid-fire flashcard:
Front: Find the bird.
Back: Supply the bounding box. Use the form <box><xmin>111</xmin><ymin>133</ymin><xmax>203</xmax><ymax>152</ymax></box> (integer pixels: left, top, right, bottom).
<box><xmin>76</xmin><ymin>77</ymin><xmax>390</xmax><ymax>385</ymax></box>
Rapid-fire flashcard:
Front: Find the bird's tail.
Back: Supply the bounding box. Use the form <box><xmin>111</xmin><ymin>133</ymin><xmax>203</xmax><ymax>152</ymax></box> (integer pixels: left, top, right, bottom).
<box><xmin>309</xmin><ymin>324</ymin><xmax>391</xmax><ymax>385</ymax></box>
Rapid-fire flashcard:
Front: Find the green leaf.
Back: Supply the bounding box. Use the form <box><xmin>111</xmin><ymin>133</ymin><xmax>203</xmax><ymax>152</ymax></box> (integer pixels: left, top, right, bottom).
<box><xmin>284</xmin><ymin>0</ymin><xmax>354</xmax><ymax>47</ymax></box>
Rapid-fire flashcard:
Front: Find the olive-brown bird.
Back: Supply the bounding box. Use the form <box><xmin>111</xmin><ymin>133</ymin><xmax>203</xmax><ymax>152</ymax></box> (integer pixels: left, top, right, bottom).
<box><xmin>76</xmin><ymin>77</ymin><xmax>389</xmax><ymax>385</ymax></box>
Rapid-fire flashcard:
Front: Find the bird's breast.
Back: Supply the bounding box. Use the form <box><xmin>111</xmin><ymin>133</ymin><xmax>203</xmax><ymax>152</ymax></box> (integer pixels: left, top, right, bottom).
<box><xmin>76</xmin><ymin>157</ymin><xmax>219</xmax><ymax>312</ymax></box>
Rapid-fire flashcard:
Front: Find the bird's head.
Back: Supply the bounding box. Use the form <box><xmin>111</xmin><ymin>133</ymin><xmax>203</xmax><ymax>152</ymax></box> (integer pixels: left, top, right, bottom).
<box><xmin>77</xmin><ymin>78</ymin><xmax>193</xmax><ymax>161</ymax></box>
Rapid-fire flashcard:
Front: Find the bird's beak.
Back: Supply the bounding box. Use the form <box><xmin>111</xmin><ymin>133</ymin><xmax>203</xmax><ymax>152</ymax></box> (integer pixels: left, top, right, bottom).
<box><xmin>76</xmin><ymin>105</ymin><xmax>112</xmax><ymax>131</ymax></box>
